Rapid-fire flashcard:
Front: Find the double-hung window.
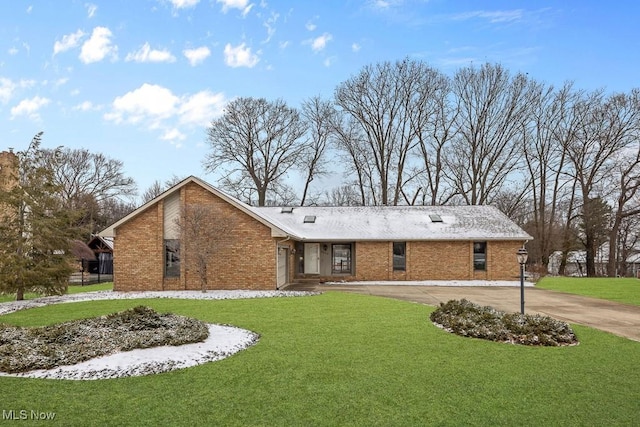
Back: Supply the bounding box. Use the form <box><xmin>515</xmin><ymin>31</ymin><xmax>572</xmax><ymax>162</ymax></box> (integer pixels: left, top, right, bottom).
<box><xmin>473</xmin><ymin>242</ymin><xmax>487</xmax><ymax>271</ymax></box>
<box><xmin>393</xmin><ymin>242</ymin><xmax>406</xmax><ymax>271</ymax></box>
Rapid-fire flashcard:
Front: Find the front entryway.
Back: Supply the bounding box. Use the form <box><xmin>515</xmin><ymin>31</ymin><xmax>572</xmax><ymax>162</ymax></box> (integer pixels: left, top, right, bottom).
<box><xmin>304</xmin><ymin>243</ymin><xmax>320</xmax><ymax>274</ymax></box>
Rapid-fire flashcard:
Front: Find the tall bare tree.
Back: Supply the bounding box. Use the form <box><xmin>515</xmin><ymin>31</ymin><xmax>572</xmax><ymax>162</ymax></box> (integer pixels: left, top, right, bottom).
<box><xmin>447</xmin><ymin>63</ymin><xmax>533</xmax><ymax>205</ymax></box>
<box><xmin>204</xmin><ymin>97</ymin><xmax>308</xmax><ymax>206</ymax></box>
<box><xmin>566</xmin><ymin>90</ymin><xmax>640</xmax><ymax>276</ymax></box>
<box><xmin>299</xmin><ymin>96</ymin><xmax>333</xmax><ymax>206</ymax></box>
<box><xmin>334</xmin><ymin>58</ymin><xmax>437</xmax><ymax>205</ymax></box>
<box><xmin>522</xmin><ymin>82</ymin><xmax>578</xmax><ymax>267</ymax></box>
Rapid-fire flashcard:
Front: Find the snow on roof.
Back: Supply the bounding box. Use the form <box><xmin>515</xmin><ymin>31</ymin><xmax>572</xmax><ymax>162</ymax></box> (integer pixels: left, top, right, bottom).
<box><xmin>253</xmin><ymin>205</ymin><xmax>532</xmax><ymax>242</ymax></box>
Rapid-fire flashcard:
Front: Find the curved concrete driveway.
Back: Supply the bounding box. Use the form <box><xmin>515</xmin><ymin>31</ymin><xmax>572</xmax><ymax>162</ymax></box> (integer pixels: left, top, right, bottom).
<box><xmin>299</xmin><ymin>284</ymin><xmax>640</xmax><ymax>342</ymax></box>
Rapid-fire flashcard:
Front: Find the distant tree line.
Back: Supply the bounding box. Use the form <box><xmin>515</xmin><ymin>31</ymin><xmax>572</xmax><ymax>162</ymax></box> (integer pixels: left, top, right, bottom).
<box><xmin>203</xmin><ymin>59</ymin><xmax>640</xmax><ymax>278</ymax></box>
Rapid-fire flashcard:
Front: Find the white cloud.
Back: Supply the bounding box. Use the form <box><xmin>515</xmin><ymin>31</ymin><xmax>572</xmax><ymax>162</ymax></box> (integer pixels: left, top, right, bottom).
<box><xmin>308</xmin><ymin>33</ymin><xmax>332</xmax><ymax>52</ymax></box>
<box><xmin>80</xmin><ymin>27</ymin><xmax>117</xmax><ymax>64</ymax></box>
<box><xmin>10</xmin><ymin>96</ymin><xmax>50</xmax><ymax>120</ymax></box>
<box><xmin>125</xmin><ymin>43</ymin><xmax>176</xmax><ymax>63</ymax></box>
<box><xmin>183</xmin><ymin>46</ymin><xmax>211</xmax><ymax>66</ymax></box>
<box><xmin>279</xmin><ymin>40</ymin><xmax>290</xmax><ymax>49</ymax></box>
<box><xmin>104</xmin><ymin>84</ymin><xmax>227</xmax><ymax>138</ymax></box>
<box><xmin>170</xmin><ymin>0</ymin><xmax>200</xmax><ymax>8</ymax></box>
<box><xmin>223</xmin><ymin>43</ymin><xmax>259</xmax><ymax>68</ymax></box>
<box><xmin>8</xmin><ymin>47</ymin><xmax>18</xmax><ymax>55</ymax></box>
<box><xmin>0</xmin><ymin>78</ymin><xmax>16</xmax><ymax>103</ymax></box>
<box><xmin>161</xmin><ymin>128</ymin><xmax>187</xmax><ymax>145</ymax></box>
<box><xmin>352</xmin><ymin>43</ymin><xmax>361</xmax><ymax>52</ymax></box>
<box><xmin>86</xmin><ymin>3</ymin><xmax>98</xmax><ymax>18</ymax></box>
<box><xmin>262</xmin><ymin>12</ymin><xmax>279</xmax><ymax>43</ymax></box>
<box><xmin>104</xmin><ymin>83</ymin><xmax>179</xmax><ymax>125</ymax></box>
<box><xmin>305</xmin><ymin>21</ymin><xmax>316</xmax><ymax>31</ymax></box>
<box><xmin>217</xmin><ymin>0</ymin><xmax>253</xmax><ymax>16</ymax></box>
<box><xmin>53</xmin><ymin>30</ymin><xmax>86</xmax><ymax>55</ymax></box>
<box><xmin>178</xmin><ymin>90</ymin><xmax>226</xmax><ymax>126</ymax></box>
<box><xmin>53</xmin><ymin>78</ymin><xmax>69</xmax><ymax>87</ymax></box>
<box><xmin>73</xmin><ymin>100</ymin><xmax>100</xmax><ymax>111</ymax></box>
<box><xmin>323</xmin><ymin>56</ymin><xmax>336</xmax><ymax>67</ymax></box>
<box><xmin>451</xmin><ymin>10</ymin><xmax>524</xmax><ymax>24</ymax></box>
<box><xmin>26</xmin><ymin>5</ymin><xmax>32</xmax><ymax>13</ymax></box>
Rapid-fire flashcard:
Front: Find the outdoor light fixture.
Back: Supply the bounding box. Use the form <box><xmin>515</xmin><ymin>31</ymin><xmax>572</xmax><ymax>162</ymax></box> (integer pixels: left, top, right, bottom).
<box><xmin>516</xmin><ymin>247</ymin><xmax>528</xmax><ymax>314</ymax></box>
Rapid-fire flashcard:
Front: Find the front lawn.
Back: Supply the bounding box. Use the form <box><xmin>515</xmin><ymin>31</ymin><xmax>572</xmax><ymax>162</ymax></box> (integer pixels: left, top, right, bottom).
<box><xmin>537</xmin><ymin>276</ymin><xmax>640</xmax><ymax>306</ymax></box>
<box><xmin>1</xmin><ymin>292</ymin><xmax>639</xmax><ymax>426</ymax></box>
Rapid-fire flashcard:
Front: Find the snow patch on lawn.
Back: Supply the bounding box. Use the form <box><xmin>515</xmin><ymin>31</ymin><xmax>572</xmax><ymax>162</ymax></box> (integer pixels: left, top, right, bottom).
<box><xmin>0</xmin><ymin>290</ymin><xmax>317</xmax><ymax>380</ymax></box>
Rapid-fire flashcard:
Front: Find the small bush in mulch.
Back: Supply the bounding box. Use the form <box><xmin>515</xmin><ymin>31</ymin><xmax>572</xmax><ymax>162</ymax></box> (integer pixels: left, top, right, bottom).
<box><xmin>0</xmin><ymin>306</ymin><xmax>210</xmax><ymax>373</ymax></box>
<box><xmin>430</xmin><ymin>299</ymin><xmax>579</xmax><ymax>346</ymax></box>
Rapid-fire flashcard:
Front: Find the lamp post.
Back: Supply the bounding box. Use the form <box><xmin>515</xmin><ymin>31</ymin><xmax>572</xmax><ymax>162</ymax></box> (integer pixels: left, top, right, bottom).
<box><xmin>516</xmin><ymin>247</ymin><xmax>528</xmax><ymax>314</ymax></box>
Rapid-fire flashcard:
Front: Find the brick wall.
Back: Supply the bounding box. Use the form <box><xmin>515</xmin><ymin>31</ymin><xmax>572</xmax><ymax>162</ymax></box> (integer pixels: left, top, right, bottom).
<box><xmin>113</xmin><ymin>181</ymin><xmax>278</xmax><ymax>291</ymax></box>
<box><xmin>113</xmin><ymin>204</ymin><xmax>164</xmax><ymax>291</ymax></box>
<box><xmin>325</xmin><ymin>240</ymin><xmax>525</xmax><ymax>282</ymax></box>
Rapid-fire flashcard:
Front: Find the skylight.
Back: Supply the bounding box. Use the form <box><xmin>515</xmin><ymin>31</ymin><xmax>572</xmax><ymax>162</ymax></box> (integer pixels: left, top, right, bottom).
<box><xmin>303</xmin><ymin>215</ymin><xmax>316</xmax><ymax>223</ymax></box>
<box><xmin>281</xmin><ymin>207</ymin><xmax>294</xmax><ymax>213</ymax></box>
<box><xmin>429</xmin><ymin>214</ymin><xmax>443</xmax><ymax>223</ymax></box>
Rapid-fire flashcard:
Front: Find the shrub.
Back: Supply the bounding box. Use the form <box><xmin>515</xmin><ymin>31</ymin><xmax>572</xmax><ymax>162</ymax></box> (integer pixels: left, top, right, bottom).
<box><xmin>0</xmin><ymin>306</ymin><xmax>209</xmax><ymax>373</ymax></box>
<box><xmin>430</xmin><ymin>299</ymin><xmax>578</xmax><ymax>346</ymax></box>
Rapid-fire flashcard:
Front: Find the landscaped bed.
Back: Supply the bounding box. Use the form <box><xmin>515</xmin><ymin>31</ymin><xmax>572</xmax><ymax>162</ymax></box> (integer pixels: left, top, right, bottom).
<box><xmin>430</xmin><ymin>299</ymin><xmax>579</xmax><ymax>346</ymax></box>
<box><xmin>0</xmin><ymin>306</ymin><xmax>209</xmax><ymax>373</ymax></box>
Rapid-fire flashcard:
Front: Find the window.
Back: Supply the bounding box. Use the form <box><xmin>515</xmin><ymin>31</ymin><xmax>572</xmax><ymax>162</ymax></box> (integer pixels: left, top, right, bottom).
<box><xmin>332</xmin><ymin>244</ymin><xmax>352</xmax><ymax>274</ymax></box>
<box><xmin>473</xmin><ymin>241</ymin><xmax>486</xmax><ymax>271</ymax></box>
<box><xmin>165</xmin><ymin>239</ymin><xmax>180</xmax><ymax>277</ymax></box>
<box><xmin>393</xmin><ymin>242</ymin><xmax>406</xmax><ymax>271</ymax></box>
<box><xmin>303</xmin><ymin>215</ymin><xmax>316</xmax><ymax>223</ymax></box>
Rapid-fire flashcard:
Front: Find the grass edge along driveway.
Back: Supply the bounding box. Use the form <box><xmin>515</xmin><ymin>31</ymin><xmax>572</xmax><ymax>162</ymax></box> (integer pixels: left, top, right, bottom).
<box><xmin>1</xmin><ymin>292</ymin><xmax>639</xmax><ymax>426</ymax></box>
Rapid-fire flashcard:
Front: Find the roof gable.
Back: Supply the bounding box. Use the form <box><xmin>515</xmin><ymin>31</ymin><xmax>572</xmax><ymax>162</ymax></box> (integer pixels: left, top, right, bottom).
<box><xmin>98</xmin><ymin>176</ymin><xmax>289</xmax><ymax>238</ymax></box>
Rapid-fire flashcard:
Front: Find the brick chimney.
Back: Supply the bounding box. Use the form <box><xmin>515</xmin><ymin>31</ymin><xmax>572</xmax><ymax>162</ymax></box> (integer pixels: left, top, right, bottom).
<box><xmin>0</xmin><ymin>149</ymin><xmax>19</xmax><ymax>192</ymax></box>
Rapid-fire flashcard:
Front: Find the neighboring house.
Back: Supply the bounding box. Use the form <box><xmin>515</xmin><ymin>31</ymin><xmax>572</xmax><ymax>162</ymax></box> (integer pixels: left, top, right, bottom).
<box><xmin>87</xmin><ymin>235</ymin><xmax>114</xmax><ymax>275</ymax></box>
<box><xmin>99</xmin><ymin>177</ymin><xmax>532</xmax><ymax>292</ymax></box>
<box><xmin>548</xmin><ymin>247</ymin><xmax>640</xmax><ymax>277</ymax></box>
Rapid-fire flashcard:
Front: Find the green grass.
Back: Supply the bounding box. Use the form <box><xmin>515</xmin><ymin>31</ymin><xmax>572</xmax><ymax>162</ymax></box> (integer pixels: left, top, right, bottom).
<box><xmin>1</xmin><ymin>292</ymin><xmax>639</xmax><ymax>426</ymax></box>
<box><xmin>0</xmin><ymin>282</ymin><xmax>113</xmax><ymax>303</ymax></box>
<box><xmin>537</xmin><ymin>277</ymin><xmax>640</xmax><ymax>306</ymax></box>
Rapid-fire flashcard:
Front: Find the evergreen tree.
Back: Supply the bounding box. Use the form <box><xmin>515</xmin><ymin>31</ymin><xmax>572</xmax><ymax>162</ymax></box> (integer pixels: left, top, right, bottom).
<box><xmin>0</xmin><ymin>133</ymin><xmax>80</xmax><ymax>300</ymax></box>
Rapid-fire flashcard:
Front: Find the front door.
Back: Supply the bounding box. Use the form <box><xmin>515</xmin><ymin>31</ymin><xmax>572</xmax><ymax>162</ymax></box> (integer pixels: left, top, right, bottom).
<box><xmin>304</xmin><ymin>243</ymin><xmax>320</xmax><ymax>274</ymax></box>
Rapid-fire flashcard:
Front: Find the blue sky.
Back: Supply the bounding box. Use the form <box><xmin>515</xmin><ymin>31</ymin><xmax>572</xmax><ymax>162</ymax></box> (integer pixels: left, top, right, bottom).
<box><xmin>1</xmin><ymin>0</ymin><xmax>639</xmax><ymax>199</ymax></box>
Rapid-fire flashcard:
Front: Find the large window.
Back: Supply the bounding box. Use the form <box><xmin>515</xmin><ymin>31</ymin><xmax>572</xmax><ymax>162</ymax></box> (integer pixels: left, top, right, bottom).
<box><xmin>393</xmin><ymin>242</ymin><xmax>406</xmax><ymax>271</ymax></box>
<box><xmin>165</xmin><ymin>239</ymin><xmax>180</xmax><ymax>277</ymax></box>
<box><xmin>332</xmin><ymin>244</ymin><xmax>352</xmax><ymax>274</ymax></box>
<box><xmin>473</xmin><ymin>241</ymin><xmax>486</xmax><ymax>271</ymax></box>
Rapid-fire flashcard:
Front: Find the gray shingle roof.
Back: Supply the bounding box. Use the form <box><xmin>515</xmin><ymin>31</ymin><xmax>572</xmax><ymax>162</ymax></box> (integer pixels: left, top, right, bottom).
<box><xmin>253</xmin><ymin>205</ymin><xmax>532</xmax><ymax>242</ymax></box>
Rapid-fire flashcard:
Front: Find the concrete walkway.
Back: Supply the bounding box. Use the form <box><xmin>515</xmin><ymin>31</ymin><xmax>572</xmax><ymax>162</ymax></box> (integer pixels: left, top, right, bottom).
<box><xmin>288</xmin><ymin>283</ymin><xmax>640</xmax><ymax>342</ymax></box>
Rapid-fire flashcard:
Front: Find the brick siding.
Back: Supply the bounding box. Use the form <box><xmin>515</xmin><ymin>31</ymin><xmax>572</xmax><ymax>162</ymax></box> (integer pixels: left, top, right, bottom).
<box><xmin>113</xmin><ymin>182</ymin><xmax>277</xmax><ymax>291</ymax></box>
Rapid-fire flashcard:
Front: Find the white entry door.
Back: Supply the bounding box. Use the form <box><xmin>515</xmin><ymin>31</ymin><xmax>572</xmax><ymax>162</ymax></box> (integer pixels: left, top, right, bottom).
<box><xmin>304</xmin><ymin>243</ymin><xmax>320</xmax><ymax>274</ymax></box>
<box><xmin>277</xmin><ymin>248</ymin><xmax>288</xmax><ymax>288</ymax></box>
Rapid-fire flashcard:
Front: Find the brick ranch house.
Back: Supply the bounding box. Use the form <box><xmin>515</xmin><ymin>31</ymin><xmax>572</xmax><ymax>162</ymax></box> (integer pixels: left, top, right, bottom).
<box><xmin>99</xmin><ymin>176</ymin><xmax>532</xmax><ymax>291</ymax></box>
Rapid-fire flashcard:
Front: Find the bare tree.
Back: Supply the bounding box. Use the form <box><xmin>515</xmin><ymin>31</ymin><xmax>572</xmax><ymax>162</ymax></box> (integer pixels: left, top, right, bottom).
<box><xmin>447</xmin><ymin>63</ymin><xmax>533</xmax><ymax>205</ymax></box>
<box><xmin>39</xmin><ymin>148</ymin><xmax>136</xmax><ymax>236</ymax></box>
<box><xmin>141</xmin><ymin>176</ymin><xmax>185</xmax><ymax>204</ymax></box>
<box><xmin>204</xmin><ymin>97</ymin><xmax>308</xmax><ymax>206</ymax></box>
<box><xmin>299</xmin><ymin>96</ymin><xmax>334</xmax><ymax>206</ymax></box>
<box><xmin>334</xmin><ymin>58</ymin><xmax>437</xmax><ymax>205</ymax></box>
<box><xmin>177</xmin><ymin>204</ymin><xmax>236</xmax><ymax>292</ymax></box>
<box><xmin>566</xmin><ymin>90</ymin><xmax>640</xmax><ymax>276</ymax></box>
<box><xmin>522</xmin><ymin>82</ymin><xmax>578</xmax><ymax>267</ymax></box>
